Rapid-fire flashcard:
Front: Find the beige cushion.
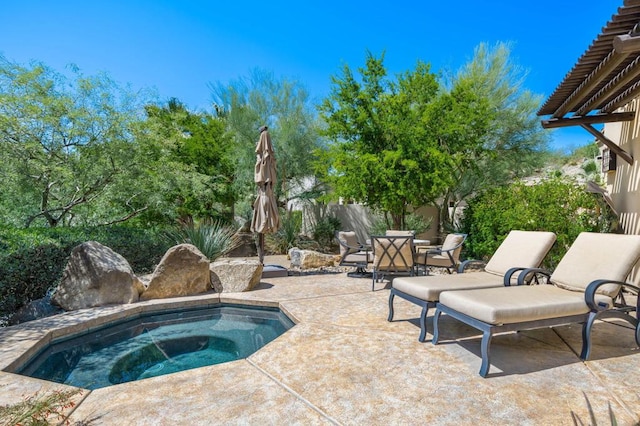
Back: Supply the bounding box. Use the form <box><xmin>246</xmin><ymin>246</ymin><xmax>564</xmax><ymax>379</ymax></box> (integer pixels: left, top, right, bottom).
<box><xmin>343</xmin><ymin>252</ymin><xmax>371</xmax><ymax>264</ymax></box>
<box><xmin>550</xmin><ymin>232</ymin><xmax>640</xmax><ymax>298</ymax></box>
<box><xmin>373</xmin><ymin>236</ymin><xmax>414</xmax><ymax>272</ymax></box>
<box><xmin>441</xmin><ymin>234</ymin><xmax>464</xmax><ymax>251</ymax></box>
<box><xmin>439</xmin><ymin>285</ymin><xmax>613</xmax><ymax>325</ymax></box>
<box><xmin>484</xmin><ymin>230</ymin><xmax>557</xmax><ymax>277</ymax></box>
<box><xmin>393</xmin><ymin>272</ymin><xmax>504</xmax><ymax>302</ymax></box>
<box><xmin>386</xmin><ymin>230</ymin><xmax>415</xmax><ymax>236</ymax></box>
<box><xmin>338</xmin><ymin>231</ymin><xmax>360</xmax><ymax>256</ymax></box>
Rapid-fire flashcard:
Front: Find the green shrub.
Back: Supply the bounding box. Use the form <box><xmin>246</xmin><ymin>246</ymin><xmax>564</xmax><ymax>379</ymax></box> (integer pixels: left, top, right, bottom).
<box><xmin>0</xmin><ymin>225</ymin><xmax>171</xmax><ymax>325</ymax></box>
<box><xmin>164</xmin><ymin>218</ymin><xmax>240</xmax><ymax>261</ymax></box>
<box><xmin>460</xmin><ymin>179</ymin><xmax>616</xmax><ymax>268</ymax></box>
<box><xmin>312</xmin><ymin>215</ymin><xmax>341</xmax><ymax>248</ymax></box>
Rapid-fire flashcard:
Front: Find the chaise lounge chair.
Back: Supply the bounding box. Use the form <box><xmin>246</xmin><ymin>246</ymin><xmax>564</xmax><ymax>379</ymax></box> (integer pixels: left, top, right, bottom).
<box><xmin>433</xmin><ymin>232</ymin><xmax>640</xmax><ymax>377</ymax></box>
<box><xmin>388</xmin><ymin>230</ymin><xmax>557</xmax><ymax>342</ymax></box>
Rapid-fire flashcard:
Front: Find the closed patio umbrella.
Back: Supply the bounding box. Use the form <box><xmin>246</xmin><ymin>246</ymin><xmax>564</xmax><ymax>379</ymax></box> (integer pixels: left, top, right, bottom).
<box><xmin>251</xmin><ymin>126</ymin><xmax>280</xmax><ymax>264</ymax></box>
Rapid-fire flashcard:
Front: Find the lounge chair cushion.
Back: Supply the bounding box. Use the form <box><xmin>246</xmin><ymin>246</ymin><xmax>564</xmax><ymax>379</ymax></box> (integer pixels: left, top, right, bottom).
<box><xmin>393</xmin><ymin>271</ymin><xmax>504</xmax><ymax>302</ymax></box>
<box><xmin>550</xmin><ymin>232</ymin><xmax>640</xmax><ymax>298</ymax></box>
<box><xmin>439</xmin><ymin>285</ymin><xmax>613</xmax><ymax>325</ymax></box>
<box><xmin>484</xmin><ymin>231</ymin><xmax>557</xmax><ymax>277</ymax></box>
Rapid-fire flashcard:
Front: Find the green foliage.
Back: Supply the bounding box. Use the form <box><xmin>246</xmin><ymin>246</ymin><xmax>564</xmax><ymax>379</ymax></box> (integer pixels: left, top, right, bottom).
<box><xmin>268</xmin><ymin>211</ymin><xmax>302</xmax><ymax>254</ymax></box>
<box><xmin>0</xmin><ymin>389</ymin><xmax>81</xmax><ymax>426</ymax></box>
<box><xmin>433</xmin><ymin>42</ymin><xmax>549</xmax><ymax>233</ymax></box>
<box><xmin>460</xmin><ymin>179</ymin><xmax>616</xmax><ymax>268</ymax></box>
<box><xmin>318</xmin><ymin>52</ymin><xmax>447</xmax><ymax>229</ymax></box>
<box><xmin>0</xmin><ymin>226</ymin><xmax>171</xmax><ymax>323</ymax></box>
<box><xmin>369</xmin><ymin>212</ymin><xmax>432</xmax><ymax>235</ymax></box>
<box><xmin>582</xmin><ymin>160</ymin><xmax>597</xmax><ymax>174</ymax></box>
<box><xmin>312</xmin><ymin>215</ymin><xmax>342</xmax><ymax>248</ymax></box>
<box><xmin>0</xmin><ymin>56</ymin><xmax>155</xmax><ymax>227</ymax></box>
<box><xmin>164</xmin><ymin>218</ymin><xmax>240</xmax><ymax>261</ymax></box>
<box><xmin>143</xmin><ymin>98</ymin><xmax>237</xmax><ymax>222</ymax></box>
<box><xmin>211</xmin><ymin>69</ymin><xmax>324</xmax><ymax>207</ymax></box>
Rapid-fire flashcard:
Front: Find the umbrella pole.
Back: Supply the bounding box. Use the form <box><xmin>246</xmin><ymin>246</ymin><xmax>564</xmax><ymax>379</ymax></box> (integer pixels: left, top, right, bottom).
<box><xmin>257</xmin><ymin>232</ymin><xmax>265</xmax><ymax>265</ymax></box>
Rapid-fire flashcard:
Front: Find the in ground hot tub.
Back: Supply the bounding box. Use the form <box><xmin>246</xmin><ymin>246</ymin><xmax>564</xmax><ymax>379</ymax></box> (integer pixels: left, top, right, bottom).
<box><xmin>16</xmin><ymin>304</ymin><xmax>294</xmax><ymax>390</ymax></box>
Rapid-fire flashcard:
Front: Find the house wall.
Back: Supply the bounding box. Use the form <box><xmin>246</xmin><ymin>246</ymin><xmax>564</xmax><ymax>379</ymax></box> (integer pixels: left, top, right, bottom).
<box><xmin>603</xmin><ymin>98</ymin><xmax>640</xmax><ymax>284</ymax></box>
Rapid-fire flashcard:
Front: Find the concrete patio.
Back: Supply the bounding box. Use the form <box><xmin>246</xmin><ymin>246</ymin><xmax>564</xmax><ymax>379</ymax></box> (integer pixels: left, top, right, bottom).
<box><xmin>1</xmin><ymin>261</ymin><xmax>639</xmax><ymax>425</ymax></box>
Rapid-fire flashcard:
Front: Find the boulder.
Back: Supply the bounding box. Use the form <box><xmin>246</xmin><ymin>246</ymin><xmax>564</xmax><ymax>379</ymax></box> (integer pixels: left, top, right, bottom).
<box><xmin>225</xmin><ymin>232</ymin><xmax>258</xmax><ymax>257</ymax></box>
<box><xmin>9</xmin><ymin>295</ymin><xmax>63</xmax><ymax>325</ymax></box>
<box><xmin>210</xmin><ymin>258</ymin><xmax>263</xmax><ymax>293</ymax></box>
<box><xmin>289</xmin><ymin>248</ymin><xmax>340</xmax><ymax>269</ymax></box>
<box><xmin>52</xmin><ymin>241</ymin><xmax>139</xmax><ymax>311</ymax></box>
<box><xmin>140</xmin><ymin>244</ymin><xmax>211</xmax><ymax>300</ymax></box>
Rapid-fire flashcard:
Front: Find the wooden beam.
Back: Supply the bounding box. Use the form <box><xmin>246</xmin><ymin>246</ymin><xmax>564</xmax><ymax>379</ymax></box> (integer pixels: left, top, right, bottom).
<box><xmin>541</xmin><ymin>111</ymin><xmax>636</xmax><ymax>129</ymax></box>
<box><xmin>581</xmin><ymin>124</ymin><xmax>634</xmax><ymax>165</ymax></box>
<box><xmin>552</xmin><ymin>50</ymin><xmax>629</xmax><ymax>118</ymax></box>
<box><xmin>576</xmin><ymin>55</ymin><xmax>640</xmax><ymax>115</ymax></box>
<box><xmin>601</xmin><ymin>79</ymin><xmax>640</xmax><ymax>113</ymax></box>
<box><xmin>613</xmin><ymin>34</ymin><xmax>640</xmax><ymax>54</ymax></box>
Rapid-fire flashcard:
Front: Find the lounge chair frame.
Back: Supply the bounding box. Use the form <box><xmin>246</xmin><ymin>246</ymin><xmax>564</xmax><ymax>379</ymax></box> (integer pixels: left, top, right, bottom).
<box><xmin>388</xmin><ymin>266</ymin><xmax>529</xmax><ymax>342</ymax></box>
<box><xmin>432</xmin><ymin>271</ymin><xmax>640</xmax><ymax>377</ymax></box>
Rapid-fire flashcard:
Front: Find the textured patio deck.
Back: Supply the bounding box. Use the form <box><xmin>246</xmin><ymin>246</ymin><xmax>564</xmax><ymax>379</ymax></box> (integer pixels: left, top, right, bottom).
<box><xmin>1</xmin><ymin>262</ymin><xmax>639</xmax><ymax>425</ymax></box>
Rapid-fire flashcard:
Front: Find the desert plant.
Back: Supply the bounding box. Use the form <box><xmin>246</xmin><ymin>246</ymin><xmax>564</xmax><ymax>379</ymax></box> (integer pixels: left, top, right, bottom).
<box><xmin>0</xmin><ymin>389</ymin><xmax>81</xmax><ymax>426</ymax></box>
<box><xmin>165</xmin><ymin>218</ymin><xmax>240</xmax><ymax>261</ymax></box>
<box><xmin>269</xmin><ymin>211</ymin><xmax>302</xmax><ymax>254</ymax></box>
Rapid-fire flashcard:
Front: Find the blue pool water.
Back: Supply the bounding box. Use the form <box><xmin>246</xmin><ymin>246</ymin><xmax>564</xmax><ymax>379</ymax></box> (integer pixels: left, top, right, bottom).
<box><xmin>17</xmin><ymin>305</ymin><xmax>294</xmax><ymax>390</ymax></box>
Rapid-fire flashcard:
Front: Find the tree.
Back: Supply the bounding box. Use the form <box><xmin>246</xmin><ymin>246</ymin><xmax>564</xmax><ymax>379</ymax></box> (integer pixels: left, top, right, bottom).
<box><xmin>143</xmin><ymin>98</ymin><xmax>237</xmax><ymax>222</ymax></box>
<box><xmin>433</xmin><ymin>43</ymin><xmax>549</xmax><ymax>233</ymax></box>
<box><xmin>210</xmin><ymin>69</ymin><xmax>324</xmax><ymax>219</ymax></box>
<box><xmin>0</xmin><ymin>57</ymin><xmax>150</xmax><ymax>227</ymax></box>
<box><xmin>318</xmin><ymin>52</ymin><xmax>453</xmax><ymax>229</ymax></box>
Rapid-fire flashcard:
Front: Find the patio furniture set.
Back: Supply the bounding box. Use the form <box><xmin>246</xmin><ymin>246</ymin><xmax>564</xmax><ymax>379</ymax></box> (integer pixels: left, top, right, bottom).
<box><xmin>338</xmin><ymin>229</ymin><xmax>640</xmax><ymax>377</ymax></box>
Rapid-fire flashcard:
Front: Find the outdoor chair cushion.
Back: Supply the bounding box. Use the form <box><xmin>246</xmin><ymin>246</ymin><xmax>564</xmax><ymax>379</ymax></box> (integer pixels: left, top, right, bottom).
<box><xmin>439</xmin><ymin>285</ymin><xmax>613</xmax><ymax>325</ymax></box>
<box><xmin>373</xmin><ymin>237</ymin><xmax>414</xmax><ymax>272</ymax></box>
<box><xmin>343</xmin><ymin>252</ymin><xmax>371</xmax><ymax>264</ymax></box>
<box><xmin>550</xmin><ymin>232</ymin><xmax>640</xmax><ymax>298</ymax></box>
<box><xmin>393</xmin><ymin>271</ymin><xmax>501</xmax><ymax>302</ymax></box>
<box><xmin>386</xmin><ymin>230</ymin><xmax>415</xmax><ymax>236</ymax></box>
<box><xmin>338</xmin><ymin>231</ymin><xmax>361</xmax><ymax>256</ymax></box>
<box><xmin>484</xmin><ymin>230</ymin><xmax>557</xmax><ymax>277</ymax></box>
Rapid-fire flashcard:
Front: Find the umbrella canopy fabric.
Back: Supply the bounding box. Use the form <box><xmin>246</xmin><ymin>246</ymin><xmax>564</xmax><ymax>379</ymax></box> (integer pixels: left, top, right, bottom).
<box><xmin>251</xmin><ymin>128</ymin><xmax>280</xmax><ymax>234</ymax></box>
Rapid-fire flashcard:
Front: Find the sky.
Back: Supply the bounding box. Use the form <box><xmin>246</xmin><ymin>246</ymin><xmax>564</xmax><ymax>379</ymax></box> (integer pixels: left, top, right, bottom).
<box><xmin>0</xmin><ymin>0</ymin><xmax>624</xmax><ymax>152</ymax></box>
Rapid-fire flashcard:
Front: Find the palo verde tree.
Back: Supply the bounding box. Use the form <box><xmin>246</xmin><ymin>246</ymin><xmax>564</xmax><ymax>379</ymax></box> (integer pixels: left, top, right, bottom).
<box><xmin>210</xmin><ymin>69</ymin><xmax>324</xmax><ymax>219</ymax></box>
<box><xmin>318</xmin><ymin>52</ymin><xmax>456</xmax><ymax>230</ymax></box>
<box><xmin>0</xmin><ymin>56</ymin><xmax>151</xmax><ymax>227</ymax></box>
<box><xmin>433</xmin><ymin>43</ymin><xmax>549</xmax><ymax>233</ymax></box>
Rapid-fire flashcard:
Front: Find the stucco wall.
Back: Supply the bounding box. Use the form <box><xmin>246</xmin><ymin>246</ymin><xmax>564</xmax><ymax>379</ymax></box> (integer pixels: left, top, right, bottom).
<box><xmin>603</xmin><ymin>99</ymin><xmax>640</xmax><ymax>284</ymax></box>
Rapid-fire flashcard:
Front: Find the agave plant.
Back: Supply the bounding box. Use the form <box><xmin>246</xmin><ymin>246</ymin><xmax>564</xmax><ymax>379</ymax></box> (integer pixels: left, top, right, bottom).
<box><xmin>166</xmin><ymin>218</ymin><xmax>240</xmax><ymax>261</ymax></box>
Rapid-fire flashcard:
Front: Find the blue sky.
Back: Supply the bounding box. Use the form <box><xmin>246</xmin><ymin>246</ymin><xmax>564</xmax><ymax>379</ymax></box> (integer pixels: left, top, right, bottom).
<box><xmin>0</xmin><ymin>0</ymin><xmax>623</xmax><ymax>151</ymax></box>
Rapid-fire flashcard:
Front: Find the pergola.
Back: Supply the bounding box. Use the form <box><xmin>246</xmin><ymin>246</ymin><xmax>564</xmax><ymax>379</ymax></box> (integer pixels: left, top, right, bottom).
<box><xmin>538</xmin><ymin>0</ymin><xmax>640</xmax><ymax>165</ymax></box>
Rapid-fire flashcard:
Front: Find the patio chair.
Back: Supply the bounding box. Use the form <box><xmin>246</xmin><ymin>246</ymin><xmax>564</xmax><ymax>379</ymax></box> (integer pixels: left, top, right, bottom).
<box><xmin>414</xmin><ymin>233</ymin><xmax>467</xmax><ymax>275</ymax></box>
<box><xmin>335</xmin><ymin>231</ymin><xmax>371</xmax><ymax>277</ymax></box>
<box><xmin>388</xmin><ymin>230</ymin><xmax>557</xmax><ymax>342</ymax></box>
<box><xmin>433</xmin><ymin>232</ymin><xmax>640</xmax><ymax>377</ymax></box>
<box><xmin>371</xmin><ymin>235</ymin><xmax>415</xmax><ymax>291</ymax></box>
